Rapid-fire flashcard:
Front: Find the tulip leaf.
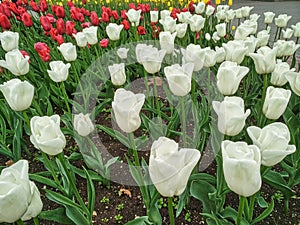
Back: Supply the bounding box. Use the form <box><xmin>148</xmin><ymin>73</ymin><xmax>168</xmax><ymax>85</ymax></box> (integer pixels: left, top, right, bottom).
<box><xmin>96</xmin><ymin>124</ymin><xmax>130</xmax><ymax>147</ymax></box>
<box><xmin>250</xmin><ymin>197</ymin><xmax>274</xmax><ymax>225</ymax></box>
<box><xmin>256</xmin><ymin>196</ymin><xmax>268</xmax><ymax>208</ymax></box>
<box><xmin>220</xmin><ymin>207</ymin><xmax>250</xmax><ymax>225</ymax></box>
<box><xmin>190</xmin><ymin>180</ymin><xmax>217</xmax><ymax>213</ymax></box>
<box><xmin>29</xmin><ymin>173</ymin><xmax>58</xmax><ymax>189</ymax></box>
<box><xmin>148</xmin><ymin>204</ymin><xmax>162</xmax><ymax>225</ymax></box>
<box><xmin>263</xmin><ymin>170</ymin><xmax>294</xmax><ymax>198</ymax></box>
<box><xmin>70</xmin><ymin>165</ymin><xmax>103</xmax><ymax>182</ymax></box>
<box><xmin>38</xmin><ymin>208</ymin><xmax>73</xmax><ymax>224</ymax></box>
<box><xmin>45</xmin><ymin>189</ymin><xmax>81</xmax><ymax>209</ymax></box>
<box><xmin>65</xmin><ymin>205</ymin><xmax>90</xmax><ymax>225</ymax></box>
<box><xmin>125</xmin><ymin>216</ymin><xmax>153</xmax><ymax>225</ymax></box>
<box><xmin>0</xmin><ymin>142</ymin><xmax>13</xmax><ymax>159</ymax></box>
<box><xmin>190</xmin><ymin>173</ymin><xmax>216</xmax><ymax>185</ymax></box>
<box><xmin>83</xmin><ymin>167</ymin><xmax>95</xmax><ymax>216</ymax></box>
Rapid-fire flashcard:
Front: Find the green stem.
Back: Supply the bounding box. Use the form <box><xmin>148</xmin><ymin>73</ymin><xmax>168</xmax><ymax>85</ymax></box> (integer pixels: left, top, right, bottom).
<box><xmin>57</xmin><ymin>153</ymin><xmax>89</xmax><ymax>216</ymax></box>
<box><xmin>33</xmin><ymin>217</ymin><xmax>40</xmax><ymax>225</ymax></box>
<box><xmin>129</xmin><ymin>133</ymin><xmax>140</xmax><ymax>167</ymax></box>
<box><xmin>180</xmin><ymin>96</ymin><xmax>187</xmax><ymax>147</ymax></box>
<box><xmin>248</xmin><ymin>195</ymin><xmax>256</xmax><ymax>222</ymax></box>
<box><xmin>236</xmin><ymin>196</ymin><xmax>246</xmax><ymax>225</ymax></box>
<box><xmin>273</xmin><ymin>27</ymin><xmax>279</xmax><ymax>43</ymax></box>
<box><xmin>23</xmin><ymin>111</ymin><xmax>30</xmax><ymax>129</ymax></box>
<box><xmin>41</xmin><ymin>152</ymin><xmax>66</xmax><ymax>195</ymax></box>
<box><xmin>16</xmin><ymin>219</ymin><xmax>25</xmax><ymax>225</ymax></box>
<box><xmin>168</xmin><ymin>197</ymin><xmax>175</xmax><ymax>225</ymax></box>
<box><xmin>60</xmin><ymin>82</ymin><xmax>71</xmax><ymax>114</ymax></box>
<box><xmin>71</xmin><ymin>62</ymin><xmax>87</xmax><ymax>111</ymax></box>
<box><xmin>259</xmin><ymin>74</ymin><xmax>268</xmax><ymax>127</ymax></box>
<box><xmin>153</xmin><ymin>75</ymin><xmax>163</xmax><ymax>129</ymax></box>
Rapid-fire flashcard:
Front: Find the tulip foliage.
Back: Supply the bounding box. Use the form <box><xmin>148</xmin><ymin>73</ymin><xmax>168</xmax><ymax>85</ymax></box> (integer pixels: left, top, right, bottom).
<box><xmin>0</xmin><ymin>0</ymin><xmax>299</xmax><ymax>224</ymax></box>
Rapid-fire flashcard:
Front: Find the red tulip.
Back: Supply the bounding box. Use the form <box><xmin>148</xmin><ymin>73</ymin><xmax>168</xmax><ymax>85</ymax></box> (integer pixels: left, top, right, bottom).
<box><xmin>34</xmin><ymin>42</ymin><xmax>51</xmax><ymax>62</ymax></box>
<box><xmin>121</xmin><ymin>10</ymin><xmax>127</xmax><ymax>19</ymax></box>
<box><xmin>22</xmin><ymin>12</ymin><xmax>33</xmax><ymax>27</ymax></box>
<box><xmin>0</xmin><ymin>4</ymin><xmax>12</xmax><ymax>18</ymax></box>
<box><xmin>129</xmin><ymin>3</ymin><xmax>135</xmax><ymax>9</ymax></box>
<box><xmin>111</xmin><ymin>10</ymin><xmax>119</xmax><ymax>20</ymax></box>
<box><xmin>90</xmin><ymin>11</ymin><xmax>99</xmax><ymax>26</ymax></box>
<box><xmin>67</xmin><ymin>1</ymin><xmax>74</xmax><ymax>8</ymax></box>
<box><xmin>46</xmin><ymin>13</ymin><xmax>56</xmax><ymax>23</ymax></box>
<box><xmin>100</xmin><ymin>38</ymin><xmax>109</xmax><ymax>48</ymax></box>
<box><xmin>30</xmin><ymin>0</ymin><xmax>40</xmax><ymax>12</ymax></box>
<box><xmin>66</xmin><ymin>21</ymin><xmax>77</xmax><ymax>36</ymax></box>
<box><xmin>0</xmin><ymin>13</ymin><xmax>11</xmax><ymax>30</ymax></box>
<box><xmin>56</xmin><ymin>18</ymin><xmax>65</xmax><ymax>34</ymax></box>
<box><xmin>20</xmin><ymin>50</ymin><xmax>30</xmax><ymax>63</ymax></box>
<box><xmin>55</xmin><ymin>35</ymin><xmax>64</xmax><ymax>45</ymax></box>
<box><xmin>82</xmin><ymin>0</ymin><xmax>86</xmax><ymax>4</ymax></box>
<box><xmin>9</xmin><ymin>2</ymin><xmax>20</xmax><ymax>16</ymax></box>
<box><xmin>121</xmin><ymin>19</ymin><xmax>130</xmax><ymax>30</ymax></box>
<box><xmin>137</xmin><ymin>4</ymin><xmax>146</xmax><ymax>13</ymax></box>
<box><xmin>40</xmin><ymin>16</ymin><xmax>52</xmax><ymax>31</ymax></box>
<box><xmin>39</xmin><ymin>0</ymin><xmax>48</xmax><ymax>12</ymax></box>
<box><xmin>54</xmin><ymin>6</ymin><xmax>65</xmax><ymax>18</ymax></box>
<box><xmin>81</xmin><ymin>22</ymin><xmax>90</xmax><ymax>28</ymax></box>
<box><xmin>137</xmin><ymin>26</ymin><xmax>146</xmax><ymax>35</ymax></box>
<box><xmin>145</xmin><ymin>3</ymin><xmax>150</xmax><ymax>12</ymax></box>
<box><xmin>189</xmin><ymin>1</ymin><xmax>195</xmax><ymax>12</ymax></box>
<box><xmin>181</xmin><ymin>8</ymin><xmax>188</xmax><ymax>12</ymax></box>
<box><xmin>80</xmin><ymin>7</ymin><xmax>90</xmax><ymax>16</ymax></box>
<box><xmin>101</xmin><ymin>11</ymin><xmax>109</xmax><ymax>23</ymax></box>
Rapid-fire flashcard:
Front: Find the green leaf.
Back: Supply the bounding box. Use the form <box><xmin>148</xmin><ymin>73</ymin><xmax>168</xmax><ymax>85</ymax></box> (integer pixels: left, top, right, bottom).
<box><xmin>148</xmin><ymin>204</ymin><xmax>162</xmax><ymax>225</ymax></box>
<box><xmin>38</xmin><ymin>208</ymin><xmax>73</xmax><ymax>224</ymax></box>
<box><xmin>96</xmin><ymin>124</ymin><xmax>129</xmax><ymax>147</ymax></box>
<box><xmin>257</xmin><ymin>196</ymin><xmax>268</xmax><ymax>208</ymax></box>
<box><xmin>190</xmin><ymin>180</ymin><xmax>217</xmax><ymax>213</ymax></box>
<box><xmin>125</xmin><ymin>216</ymin><xmax>153</xmax><ymax>225</ymax></box>
<box><xmin>190</xmin><ymin>173</ymin><xmax>216</xmax><ymax>185</ymax></box>
<box><xmin>45</xmin><ymin>189</ymin><xmax>81</xmax><ymax>209</ymax></box>
<box><xmin>220</xmin><ymin>207</ymin><xmax>250</xmax><ymax>225</ymax></box>
<box><xmin>251</xmin><ymin>198</ymin><xmax>274</xmax><ymax>224</ymax></box>
<box><xmin>83</xmin><ymin>167</ymin><xmax>96</xmax><ymax>214</ymax></box>
<box><xmin>263</xmin><ymin>170</ymin><xmax>294</xmax><ymax>198</ymax></box>
<box><xmin>65</xmin><ymin>205</ymin><xmax>90</xmax><ymax>225</ymax></box>
<box><xmin>29</xmin><ymin>174</ymin><xmax>58</xmax><ymax>189</ymax></box>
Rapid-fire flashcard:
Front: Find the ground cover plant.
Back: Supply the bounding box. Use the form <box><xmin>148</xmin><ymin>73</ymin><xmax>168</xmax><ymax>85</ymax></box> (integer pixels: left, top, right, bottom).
<box><xmin>0</xmin><ymin>0</ymin><xmax>299</xmax><ymax>224</ymax></box>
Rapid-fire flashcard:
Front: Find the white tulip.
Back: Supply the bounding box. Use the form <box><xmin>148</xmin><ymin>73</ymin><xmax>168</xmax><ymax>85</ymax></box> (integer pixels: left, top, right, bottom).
<box><xmin>205</xmin><ymin>33</ymin><xmax>211</xmax><ymax>41</ymax></box>
<box><xmin>0</xmin><ymin>49</ymin><xmax>29</xmax><ymax>75</ymax></box>
<box><xmin>247</xmin><ymin>123</ymin><xmax>296</xmax><ymax>166</ymax></box>
<box><xmin>140</xmin><ymin>47</ymin><xmax>166</xmax><ymax>74</ymax></box>
<box><xmin>73</xmin><ymin>32</ymin><xmax>88</xmax><ymax>47</ymax></box>
<box><xmin>282</xmin><ymin>28</ymin><xmax>294</xmax><ymax>39</ymax></box>
<box><xmin>176</xmin><ymin>12</ymin><xmax>192</xmax><ymax>23</ymax></box>
<box><xmin>217</xmin><ymin>5</ymin><xmax>229</xmax><ymax>12</ymax></box>
<box><xmin>188</xmin><ymin>14</ymin><xmax>205</xmax><ymax>32</ymax></box>
<box><xmin>235</xmin><ymin>8</ymin><xmax>243</xmax><ymax>19</ymax></box>
<box><xmin>256</xmin><ymin>29</ymin><xmax>270</xmax><ymax>47</ymax></box>
<box><xmin>206</xmin><ymin>5</ymin><xmax>215</xmax><ymax>16</ymax></box>
<box><xmin>225</xmin><ymin>9</ymin><xmax>235</xmax><ymax>22</ymax></box>
<box><xmin>274</xmin><ymin>40</ymin><xmax>300</xmax><ymax>57</ymax></box>
<box><xmin>243</xmin><ymin>36</ymin><xmax>258</xmax><ymax>55</ymax></box>
<box><xmin>159</xmin><ymin>16</ymin><xmax>177</xmax><ymax>33</ymax></box>
<box><xmin>264</xmin><ymin>12</ymin><xmax>275</xmax><ymax>24</ymax></box>
<box><xmin>108</xmin><ymin>63</ymin><xmax>126</xmax><ymax>86</ymax></box>
<box><xmin>159</xmin><ymin>31</ymin><xmax>176</xmax><ymax>54</ymax></box>
<box><xmin>291</xmin><ymin>22</ymin><xmax>300</xmax><ymax>37</ymax></box>
<box><xmin>150</xmin><ymin>11</ymin><xmax>159</xmax><ymax>23</ymax></box>
<box><xmin>249</xmin><ymin>46</ymin><xmax>277</xmax><ymax>74</ymax></box>
<box><xmin>223</xmin><ymin>40</ymin><xmax>248</xmax><ymax>64</ymax></box>
<box><xmin>202</xmin><ymin>47</ymin><xmax>217</xmax><ymax>68</ymax></box>
<box><xmin>241</xmin><ymin>6</ymin><xmax>254</xmax><ymax>18</ymax></box>
<box><xmin>30</xmin><ymin>115</ymin><xmax>66</xmax><ymax>155</ymax></box>
<box><xmin>57</xmin><ymin>42</ymin><xmax>77</xmax><ymax>62</ymax></box>
<box><xmin>215</xmin><ymin>46</ymin><xmax>226</xmax><ymax>63</ymax></box>
<box><xmin>212</xmin><ymin>31</ymin><xmax>221</xmax><ymax>42</ymax></box>
<box><xmin>271</xmin><ymin>60</ymin><xmax>295</xmax><ymax>86</ymax></box>
<box><xmin>263</xmin><ymin>86</ymin><xmax>291</xmax><ymax>120</ymax></box>
<box><xmin>112</xmin><ymin>88</ymin><xmax>145</xmax><ymax>133</ymax></box>
<box><xmin>73</xmin><ymin>113</ymin><xmax>94</xmax><ymax>136</ymax></box>
<box><xmin>160</xmin><ymin>10</ymin><xmax>171</xmax><ymax>20</ymax></box>
<box><xmin>222</xmin><ymin>140</ymin><xmax>261</xmax><ymax>197</ymax></box>
<box><xmin>0</xmin><ymin>78</ymin><xmax>34</xmax><ymax>111</ymax></box>
<box><xmin>285</xmin><ymin>71</ymin><xmax>300</xmax><ymax>96</ymax></box>
<box><xmin>0</xmin><ymin>160</ymin><xmax>43</xmax><ymax>223</ymax></box>
<box><xmin>181</xmin><ymin>44</ymin><xmax>204</xmax><ymax>71</ymax></box>
<box><xmin>149</xmin><ymin>137</ymin><xmax>200</xmax><ymax>197</ymax></box>
<box><xmin>83</xmin><ymin>26</ymin><xmax>98</xmax><ymax>45</ymax></box>
<box><xmin>217</xmin><ymin>61</ymin><xmax>249</xmax><ymax>95</ymax></box>
<box><xmin>0</xmin><ymin>31</ymin><xmax>19</xmax><ymax>52</ymax></box>
<box><xmin>216</xmin><ymin>23</ymin><xmax>226</xmax><ymax>37</ymax></box>
<box><xmin>213</xmin><ymin>96</ymin><xmax>250</xmax><ymax>136</ymax></box>
<box><xmin>126</xmin><ymin>9</ymin><xmax>142</xmax><ymax>26</ymax></box>
<box><xmin>117</xmin><ymin>48</ymin><xmax>129</xmax><ymax>59</ymax></box>
<box><xmin>275</xmin><ymin>14</ymin><xmax>292</xmax><ymax>28</ymax></box>
<box><xmin>136</xmin><ymin>44</ymin><xmax>153</xmax><ymax>64</ymax></box>
<box><xmin>234</xmin><ymin>22</ymin><xmax>255</xmax><ymax>40</ymax></box>
<box><xmin>106</xmin><ymin>23</ymin><xmax>124</xmax><ymax>41</ymax></box>
<box><xmin>216</xmin><ymin>10</ymin><xmax>226</xmax><ymax>22</ymax></box>
<box><xmin>164</xmin><ymin>63</ymin><xmax>194</xmax><ymax>96</ymax></box>
<box><xmin>194</xmin><ymin>2</ymin><xmax>205</xmax><ymax>14</ymax></box>
<box><xmin>47</xmin><ymin>61</ymin><xmax>71</xmax><ymax>82</ymax></box>
<box><xmin>176</xmin><ymin>23</ymin><xmax>188</xmax><ymax>38</ymax></box>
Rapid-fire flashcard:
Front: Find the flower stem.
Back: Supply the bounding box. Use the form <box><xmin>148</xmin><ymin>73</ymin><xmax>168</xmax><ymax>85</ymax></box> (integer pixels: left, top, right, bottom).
<box><xmin>33</xmin><ymin>217</ymin><xmax>40</xmax><ymax>225</ymax></box>
<box><xmin>236</xmin><ymin>196</ymin><xmax>246</xmax><ymax>225</ymax></box>
<box><xmin>16</xmin><ymin>219</ymin><xmax>25</xmax><ymax>225</ymax></box>
<box><xmin>168</xmin><ymin>197</ymin><xmax>175</xmax><ymax>225</ymax></box>
<box><xmin>153</xmin><ymin>75</ymin><xmax>163</xmax><ymax>129</ymax></box>
<box><xmin>129</xmin><ymin>132</ymin><xmax>140</xmax><ymax>167</ymax></box>
<box><xmin>57</xmin><ymin>153</ymin><xmax>89</xmax><ymax>216</ymax></box>
<box><xmin>60</xmin><ymin>82</ymin><xmax>71</xmax><ymax>114</ymax></box>
<box><xmin>23</xmin><ymin>111</ymin><xmax>30</xmax><ymax>129</ymax></box>
<box><xmin>259</xmin><ymin>74</ymin><xmax>268</xmax><ymax>127</ymax></box>
<box><xmin>248</xmin><ymin>194</ymin><xmax>256</xmax><ymax>222</ymax></box>
<box><xmin>71</xmin><ymin>62</ymin><xmax>87</xmax><ymax>111</ymax></box>
<box><xmin>180</xmin><ymin>96</ymin><xmax>187</xmax><ymax>147</ymax></box>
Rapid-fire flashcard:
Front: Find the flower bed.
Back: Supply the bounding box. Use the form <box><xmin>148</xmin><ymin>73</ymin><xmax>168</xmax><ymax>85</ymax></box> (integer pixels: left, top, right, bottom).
<box><xmin>0</xmin><ymin>0</ymin><xmax>300</xmax><ymax>224</ymax></box>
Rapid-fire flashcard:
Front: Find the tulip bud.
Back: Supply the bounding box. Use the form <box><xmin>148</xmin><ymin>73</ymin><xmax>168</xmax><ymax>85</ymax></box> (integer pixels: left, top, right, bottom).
<box><xmin>106</xmin><ymin>23</ymin><xmax>124</xmax><ymax>41</ymax></box>
<box><xmin>149</xmin><ymin>137</ymin><xmax>200</xmax><ymax>197</ymax></box>
<box><xmin>0</xmin><ymin>49</ymin><xmax>30</xmax><ymax>75</ymax></box>
<box><xmin>213</xmin><ymin>96</ymin><xmax>250</xmax><ymax>136</ymax></box>
<box><xmin>222</xmin><ymin>140</ymin><xmax>261</xmax><ymax>197</ymax></box>
<box><xmin>117</xmin><ymin>48</ymin><xmax>129</xmax><ymax>59</ymax></box>
<box><xmin>47</xmin><ymin>61</ymin><xmax>71</xmax><ymax>82</ymax></box>
<box><xmin>249</xmin><ymin>46</ymin><xmax>277</xmax><ymax>74</ymax></box>
<box><xmin>0</xmin><ymin>78</ymin><xmax>34</xmax><ymax>111</ymax></box>
<box><xmin>57</xmin><ymin>42</ymin><xmax>77</xmax><ymax>61</ymax></box>
<box><xmin>108</xmin><ymin>63</ymin><xmax>126</xmax><ymax>86</ymax></box>
<box><xmin>0</xmin><ymin>31</ymin><xmax>19</xmax><ymax>52</ymax></box>
<box><xmin>83</xmin><ymin>26</ymin><xmax>98</xmax><ymax>45</ymax></box>
<box><xmin>73</xmin><ymin>113</ymin><xmax>94</xmax><ymax>136</ymax></box>
<box><xmin>285</xmin><ymin>71</ymin><xmax>300</xmax><ymax>96</ymax></box>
